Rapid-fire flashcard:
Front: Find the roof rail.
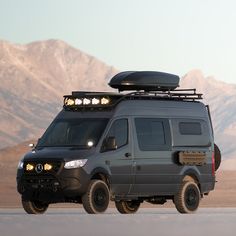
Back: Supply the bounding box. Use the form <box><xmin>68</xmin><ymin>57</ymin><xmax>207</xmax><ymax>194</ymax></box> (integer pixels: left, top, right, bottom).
<box><xmin>119</xmin><ymin>89</ymin><xmax>203</xmax><ymax>102</ymax></box>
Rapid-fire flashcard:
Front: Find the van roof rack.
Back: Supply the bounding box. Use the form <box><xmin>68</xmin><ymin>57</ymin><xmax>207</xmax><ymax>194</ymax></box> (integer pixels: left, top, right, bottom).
<box><xmin>63</xmin><ymin>89</ymin><xmax>202</xmax><ymax>110</ymax></box>
<box><xmin>70</xmin><ymin>89</ymin><xmax>202</xmax><ymax>100</ymax></box>
<box><xmin>119</xmin><ymin>89</ymin><xmax>202</xmax><ymax>103</ymax></box>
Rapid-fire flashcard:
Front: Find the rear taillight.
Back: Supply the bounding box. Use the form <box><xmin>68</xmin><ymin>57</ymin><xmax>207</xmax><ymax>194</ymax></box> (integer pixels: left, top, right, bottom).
<box><xmin>212</xmin><ymin>152</ymin><xmax>215</xmax><ymax>176</ymax></box>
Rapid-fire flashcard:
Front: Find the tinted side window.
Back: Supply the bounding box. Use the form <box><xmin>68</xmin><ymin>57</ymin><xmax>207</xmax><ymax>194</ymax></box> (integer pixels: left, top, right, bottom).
<box><xmin>135</xmin><ymin>118</ymin><xmax>170</xmax><ymax>151</ymax></box>
<box><xmin>107</xmin><ymin>119</ymin><xmax>128</xmax><ymax>148</ymax></box>
<box><xmin>179</xmin><ymin>122</ymin><xmax>202</xmax><ymax>135</ymax></box>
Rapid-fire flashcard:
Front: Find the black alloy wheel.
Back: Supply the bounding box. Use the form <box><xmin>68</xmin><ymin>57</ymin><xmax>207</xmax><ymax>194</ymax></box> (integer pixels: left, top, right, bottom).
<box><xmin>82</xmin><ymin>180</ymin><xmax>110</xmax><ymax>214</ymax></box>
<box><xmin>174</xmin><ymin>181</ymin><xmax>200</xmax><ymax>214</ymax></box>
<box><xmin>115</xmin><ymin>200</ymin><xmax>141</xmax><ymax>214</ymax></box>
<box><xmin>22</xmin><ymin>199</ymin><xmax>49</xmax><ymax>214</ymax></box>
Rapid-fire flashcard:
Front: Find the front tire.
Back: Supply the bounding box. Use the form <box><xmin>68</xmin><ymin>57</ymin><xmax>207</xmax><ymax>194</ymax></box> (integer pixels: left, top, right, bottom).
<box><xmin>174</xmin><ymin>181</ymin><xmax>200</xmax><ymax>214</ymax></box>
<box><xmin>22</xmin><ymin>199</ymin><xmax>48</xmax><ymax>214</ymax></box>
<box><xmin>82</xmin><ymin>180</ymin><xmax>110</xmax><ymax>214</ymax></box>
<box><xmin>115</xmin><ymin>200</ymin><xmax>140</xmax><ymax>214</ymax></box>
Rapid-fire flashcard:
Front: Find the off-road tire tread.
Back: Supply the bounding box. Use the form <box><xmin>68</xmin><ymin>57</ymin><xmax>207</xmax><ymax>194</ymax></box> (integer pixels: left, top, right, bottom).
<box><xmin>82</xmin><ymin>180</ymin><xmax>109</xmax><ymax>214</ymax></box>
<box><xmin>115</xmin><ymin>200</ymin><xmax>140</xmax><ymax>214</ymax></box>
<box><xmin>22</xmin><ymin>199</ymin><xmax>48</xmax><ymax>214</ymax></box>
<box><xmin>174</xmin><ymin>181</ymin><xmax>200</xmax><ymax>214</ymax></box>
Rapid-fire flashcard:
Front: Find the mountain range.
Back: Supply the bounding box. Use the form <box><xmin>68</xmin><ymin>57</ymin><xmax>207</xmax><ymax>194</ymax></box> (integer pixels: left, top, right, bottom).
<box><xmin>0</xmin><ymin>39</ymin><xmax>236</xmax><ymax>168</ymax></box>
<box><xmin>0</xmin><ymin>39</ymin><xmax>117</xmax><ymax>148</ymax></box>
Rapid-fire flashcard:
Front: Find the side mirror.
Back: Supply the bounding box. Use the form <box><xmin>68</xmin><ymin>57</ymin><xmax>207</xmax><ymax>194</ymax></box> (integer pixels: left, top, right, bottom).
<box><xmin>29</xmin><ymin>143</ymin><xmax>34</xmax><ymax>148</ymax></box>
<box><xmin>101</xmin><ymin>136</ymin><xmax>117</xmax><ymax>152</ymax></box>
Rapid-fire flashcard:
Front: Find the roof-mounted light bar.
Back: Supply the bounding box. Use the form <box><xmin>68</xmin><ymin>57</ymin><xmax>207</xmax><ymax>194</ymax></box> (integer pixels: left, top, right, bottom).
<box><xmin>64</xmin><ymin>96</ymin><xmax>111</xmax><ymax>107</ymax></box>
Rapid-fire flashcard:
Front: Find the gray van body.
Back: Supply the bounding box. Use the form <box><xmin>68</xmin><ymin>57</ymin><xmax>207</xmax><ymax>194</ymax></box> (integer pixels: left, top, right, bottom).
<box><xmin>17</xmin><ymin>97</ymin><xmax>215</xmax><ymax>202</ymax></box>
<box><xmin>16</xmin><ymin>71</ymin><xmax>216</xmax><ymax>214</ymax></box>
<box><xmin>82</xmin><ymin>99</ymin><xmax>214</xmax><ymax>199</ymax></box>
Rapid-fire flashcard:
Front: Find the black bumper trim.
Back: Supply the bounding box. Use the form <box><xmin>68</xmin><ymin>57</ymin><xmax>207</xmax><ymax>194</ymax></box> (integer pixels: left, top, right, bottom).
<box><xmin>17</xmin><ymin>167</ymin><xmax>91</xmax><ymax>203</ymax></box>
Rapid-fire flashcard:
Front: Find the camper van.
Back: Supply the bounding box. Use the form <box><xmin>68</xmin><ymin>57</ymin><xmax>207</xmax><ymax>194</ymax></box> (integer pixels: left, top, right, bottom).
<box><xmin>17</xmin><ymin>71</ymin><xmax>221</xmax><ymax>214</ymax></box>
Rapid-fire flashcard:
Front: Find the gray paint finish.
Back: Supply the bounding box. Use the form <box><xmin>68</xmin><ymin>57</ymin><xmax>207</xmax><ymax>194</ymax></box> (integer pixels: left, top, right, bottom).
<box><xmin>114</xmin><ymin>100</ymin><xmax>208</xmax><ymax>119</ymax></box>
<box><xmin>105</xmin><ymin>98</ymin><xmax>215</xmax><ymax>197</ymax></box>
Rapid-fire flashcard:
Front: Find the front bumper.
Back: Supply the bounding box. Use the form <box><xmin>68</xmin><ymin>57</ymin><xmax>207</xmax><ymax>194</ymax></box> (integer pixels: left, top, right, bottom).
<box><xmin>17</xmin><ymin>167</ymin><xmax>91</xmax><ymax>203</ymax></box>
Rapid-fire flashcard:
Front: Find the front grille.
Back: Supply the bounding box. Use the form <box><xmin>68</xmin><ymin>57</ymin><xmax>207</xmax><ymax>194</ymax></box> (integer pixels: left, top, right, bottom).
<box><xmin>23</xmin><ymin>160</ymin><xmax>62</xmax><ymax>175</ymax></box>
<box><xmin>21</xmin><ymin>175</ymin><xmax>62</xmax><ymax>192</ymax></box>
<box><xmin>25</xmin><ymin>176</ymin><xmax>56</xmax><ymax>184</ymax></box>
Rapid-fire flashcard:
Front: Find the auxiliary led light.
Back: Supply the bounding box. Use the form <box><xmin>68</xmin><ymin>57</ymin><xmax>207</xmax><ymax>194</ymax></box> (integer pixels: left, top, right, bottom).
<box><xmin>92</xmin><ymin>98</ymin><xmax>100</xmax><ymax>105</ymax></box>
<box><xmin>75</xmin><ymin>98</ymin><xmax>83</xmax><ymax>105</ymax></box>
<box><xmin>87</xmin><ymin>140</ymin><xmax>94</xmax><ymax>147</ymax></box>
<box><xmin>64</xmin><ymin>96</ymin><xmax>111</xmax><ymax>107</ymax></box>
<box><xmin>83</xmin><ymin>98</ymin><xmax>91</xmax><ymax>105</ymax></box>
<box><xmin>26</xmin><ymin>164</ymin><xmax>34</xmax><ymax>171</ymax></box>
<box><xmin>65</xmin><ymin>98</ymin><xmax>75</xmax><ymax>106</ymax></box>
<box><xmin>44</xmin><ymin>163</ymin><xmax>53</xmax><ymax>171</ymax></box>
<box><xmin>101</xmin><ymin>97</ymin><xmax>110</xmax><ymax>105</ymax></box>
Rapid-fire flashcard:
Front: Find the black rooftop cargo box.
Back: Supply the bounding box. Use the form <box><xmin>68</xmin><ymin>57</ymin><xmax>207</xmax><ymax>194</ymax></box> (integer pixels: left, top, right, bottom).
<box><xmin>109</xmin><ymin>71</ymin><xmax>180</xmax><ymax>91</ymax></box>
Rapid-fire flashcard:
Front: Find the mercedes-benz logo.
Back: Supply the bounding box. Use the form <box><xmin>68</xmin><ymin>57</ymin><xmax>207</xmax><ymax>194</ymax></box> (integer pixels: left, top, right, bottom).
<box><xmin>35</xmin><ymin>164</ymin><xmax>43</xmax><ymax>173</ymax></box>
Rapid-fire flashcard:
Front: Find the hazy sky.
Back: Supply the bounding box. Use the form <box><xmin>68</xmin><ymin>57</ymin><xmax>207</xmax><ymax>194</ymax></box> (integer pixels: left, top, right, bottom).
<box><xmin>1</xmin><ymin>0</ymin><xmax>236</xmax><ymax>84</ymax></box>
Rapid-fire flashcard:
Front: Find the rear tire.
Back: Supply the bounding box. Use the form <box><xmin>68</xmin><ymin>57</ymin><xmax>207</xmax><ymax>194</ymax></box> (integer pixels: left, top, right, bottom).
<box><xmin>214</xmin><ymin>143</ymin><xmax>221</xmax><ymax>171</ymax></box>
<box><xmin>115</xmin><ymin>200</ymin><xmax>140</xmax><ymax>214</ymax></box>
<box><xmin>22</xmin><ymin>199</ymin><xmax>48</xmax><ymax>214</ymax></box>
<box><xmin>82</xmin><ymin>180</ymin><xmax>110</xmax><ymax>214</ymax></box>
<box><xmin>174</xmin><ymin>181</ymin><xmax>200</xmax><ymax>214</ymax></box>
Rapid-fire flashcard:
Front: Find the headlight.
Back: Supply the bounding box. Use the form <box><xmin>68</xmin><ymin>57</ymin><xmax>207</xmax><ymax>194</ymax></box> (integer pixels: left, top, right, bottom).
<box><xmin>64</xmin><ymin>159</ymin><xmax>88</xmax><ymax>169</ymax></box>
<box><xmin>18</xmin><ymin>160</ymin><xmax>24</xmax><ymax>169</ymax></box>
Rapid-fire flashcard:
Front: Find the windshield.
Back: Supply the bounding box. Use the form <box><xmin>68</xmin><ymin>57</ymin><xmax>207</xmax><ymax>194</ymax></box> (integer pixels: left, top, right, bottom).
<box><xmin>37</xmin><ymin>118</ymin><xmax>109</xmax><ymax>148</ymax></box>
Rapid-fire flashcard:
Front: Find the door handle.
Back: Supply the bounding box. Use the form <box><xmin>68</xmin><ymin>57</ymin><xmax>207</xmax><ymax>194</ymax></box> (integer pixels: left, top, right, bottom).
<box><xmin>105</xmin><ymin>160</ymin><xmax>110</xmax><ymax>165</ymax></box>
<box><xmin>125</xmin><ymin>152</ymin><xmax>132</xmax><ymax>158</ymax></box>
